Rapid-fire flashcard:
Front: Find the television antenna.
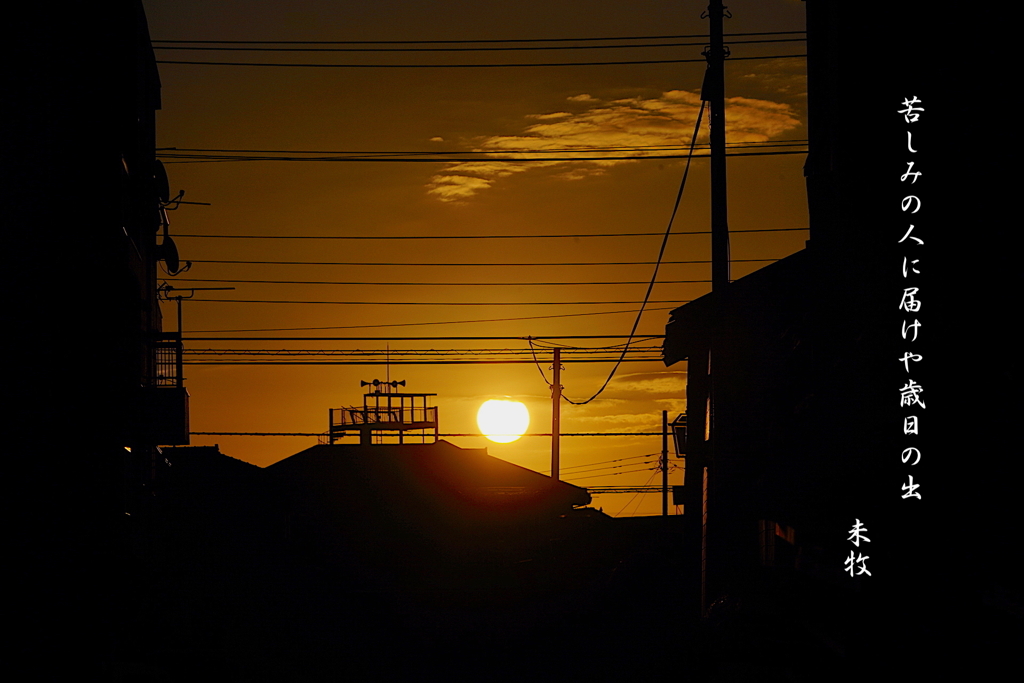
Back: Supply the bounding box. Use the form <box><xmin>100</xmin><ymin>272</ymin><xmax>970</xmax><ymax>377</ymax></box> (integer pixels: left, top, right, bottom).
<box><xmin>158</xmin><ymin>283</ymin><xmax>235</xmax><ymax>334</ymax></box>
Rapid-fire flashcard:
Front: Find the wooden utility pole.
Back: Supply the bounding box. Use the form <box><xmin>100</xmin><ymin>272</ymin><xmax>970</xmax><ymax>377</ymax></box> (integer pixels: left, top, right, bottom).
<box><xmin>703</xmin><ymin>0</ymin><xmax>730</xmax><ymax>618</ymax></box>
<box><xmin>662</xmin><ymin>409</ymin><xmax>669</xmax><ymax>516</ymax></box>
<box><xmin>551</xmin><ymin>348</ymin><xmax>561</xmax><ymax>480</ymax></box>
<box><xmin>706</xmin><ymin>0</ymin><xmax>731</xmax><ymax>291</ymax></box>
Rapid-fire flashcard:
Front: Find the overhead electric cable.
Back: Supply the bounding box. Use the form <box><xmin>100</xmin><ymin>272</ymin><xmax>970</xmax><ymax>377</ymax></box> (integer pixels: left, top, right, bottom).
<box><xmin>160</xmin><ymin>149</ymin><xmax>806</xmax><ymax>163</ymax></box>
<box><xmin>184</xmin><ymin>305</ymin><xmax>680</xmax><ymax>333</ymax></box>
<box><xmin>609</xmin><ymin>470</ymin><xmax>662</xmax><ymax>516</ymax></box>
<box><xmin>161</xmin><ymin>150</ymin><xmax>806</xmax><ymax>163</ymax></box>
<box><xmin>561</xmin><ymin>100</ymin><xmax>706</xmax><ymax>405</ymax></box>
<box><xmin>180</xmin><ymin>335</ymin><xmax>667</xmax><ymax>341</ymax></box>
<box><xmin>553</xmin><ymin>452</ymin><xmax>660</xmax><ymax>473</ymax></box>
<box><xmin>173</xmin><ymin>227</ymin><xmax>806</xmax><ymax>239</ymax></box>
<box><xmin>184</xmin><ymin>347</ymin><xmax>664</xmax><ymax>357</ymax></box>
<box><xmin>184</xmin><ymin>359</ymin><xmax>662</xmax><ymax>366</ymax></box>
<box><xmin>184</xmin><ymin>298</ymin><xmax>686</xmax><ymax>306</ymax></box>
<box><xmin>548</xmin><ymin>459</ymin><xmax>658</xmax><ymax>477</ymax></box>
<box><xmin>527</xmin><ymin>337</ymin><xmax>665</xmax><ymax>350</ymax></box>
<box><xmin>156</xmin><ymin>54</ymin><xmax>806</xmax><ymax>68</ymax></box>
<box><xmin>152</xmin><ymin>38</ymin><xmax>804</xmax><ymax>53</ymax></box>
<box><xmin>157</xmin><ymin>140</ymin><xmax>807</xmax><ymax>155</ymax></box>
<box><xmin>191</xmin><ymin>431</ymin><xmax>665</xmax><ymax>437</ymax></box>
<box><xmin>186</xmin><ymin>258</ymin><xmax>777</xmax><ymax>267</ymax></box>
<box><xmin>152</xmin><ymin>30</ymin><xmax>805</xmax><ymax>45</ymax></box>
<box><xmin>167</xmin><ymin>278</ymin><xmax>710</xmax><ymax>286</ymax></box>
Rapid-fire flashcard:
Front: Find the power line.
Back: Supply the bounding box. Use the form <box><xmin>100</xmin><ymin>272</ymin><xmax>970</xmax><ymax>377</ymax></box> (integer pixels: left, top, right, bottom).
<box><xmin>167</xmin><ymin>278</ymin><xmax>710</xmax><ymax>287</ymax></box>
<box><xmin>528</xmin><ymin>337</ymin><xmax>664</xmax><ymax>350</ymax></box>
<box><xmin>185</xmin><ymin>355</ymin><xmax>669</xmax><ymax>365</ymax></box>
<box><xmin>157</xmin><ymin>140</ymin><xmax>807</xmax><ymax>155</ymax></box>
<box><xmin>607</xmin><ymin>471</ymin><xmax>661</xmax><ymax>509</ymax></box>
<box><xmin>184</xmin><ymin>298</ymin><xmax>689</xmax><ymax>306</ymax></box>
<box><xmin>184</xmin><ymin>347</ymin><xmax>665</xmax><ymax>354</ymax></box>
<box><xmin>184</xmin><ymin>305</ymin><xmax>680</xmax><ymax>333</ymax></box>
<box><xmin>185</xmin><ymin>258</ymin><xmax>777</xmax><ymax>267</ymax></box>
<box><xmin>152</xmin><ymin>38</ymin><xmax>805</xmax><ymax>53</ymax></box>
<box><xmin>549</xmin><ymin>459</ymin><xmax>658</xmax><ymax>477</ymax></box>
<box><xmin>191</xmin><ymin>431</ymin><xmax>665</xmax><ymax>437</ymax></box>
<box><xmin>156</xmin><ymin>54</ymin><xmax>807</xmax><ymax>68</ymax></box>
<box><xmin>151</xmin><ymin>31</ymin><xmax>805</xmax><ymax>46</ymax></box>
<box><xmin>153</xmin><ymin>30</ymin><xmax>804</xmax><ymax>46</ymax></box>
<box><xmin>184</xmin><ymin>360</ymin><xmax>663</xmax><ymax>366</ymax></box>
<box><xmin>181</xmin><ymin>335</ymin><xmax>667</xmax><ymax>341</ymax></box>
<box><xmin>172</xmin><ymin>227</ymin><xmax>806</xmax><ymax>240</ymax></box>
<box><xmin>160</xmin><ymin>149</ymin><xmax>806</xmax><ymax>163</ymax></box>
<box><xmin>184</xmin><ymin>348</ymin><xmax>670</xmax><ymax>364</ymax></box>
<box><xmin>554</xmin><ymin>452</ymin><xmax>660</xmax><ymax>472</ymax></box>
<box><xmin>184</xmin><ymin>352</ymin><xmax>666</xmax><ymax>365</ymax></box>
<box><xmin>561</xmin><ymin>99</ymin><xmax>704</xmax><ymax>406</ymax></box>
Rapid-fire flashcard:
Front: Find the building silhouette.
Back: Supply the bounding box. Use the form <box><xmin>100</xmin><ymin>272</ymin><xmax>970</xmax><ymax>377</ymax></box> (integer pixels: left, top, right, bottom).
<box><xmin>10</xmin><ymin>2</ymin><xmax>192</xmax><ymax>674</ymax></box>
<box><xmin>661</xmin><ymin>1</ymin><xmax>1010</xmax><ymax>679</ymax></box>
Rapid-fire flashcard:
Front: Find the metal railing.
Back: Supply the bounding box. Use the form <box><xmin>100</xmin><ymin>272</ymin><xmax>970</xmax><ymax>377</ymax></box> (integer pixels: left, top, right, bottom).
<box><xmin>151</xmin><ymin>333</ymin><xmax>184</xmax><ymax>388</ymax></box>
<box><xmin>330</xmin><ymin>406</ymin><xmax>437</xmax><ymax>427</ymax></box>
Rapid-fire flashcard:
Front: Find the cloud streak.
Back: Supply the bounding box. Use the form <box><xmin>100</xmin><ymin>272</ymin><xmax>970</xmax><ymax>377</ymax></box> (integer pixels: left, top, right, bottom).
<box><xmin>427</xmin><ymin>90</ymin><xmax>801</xmax><ymax>201</ymax></box>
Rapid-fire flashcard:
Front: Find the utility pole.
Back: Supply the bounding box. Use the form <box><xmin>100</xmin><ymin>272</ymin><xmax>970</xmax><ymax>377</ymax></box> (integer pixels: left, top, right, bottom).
<box><xmin>702</xmin><ymin>0</ymin><xmax>730</xmax><ymax>619</ymax></box>
<box><xmin>662</xmin><ymin>409</ymin><xmax>669</xmax><ymax>516</ymax></box>
<box><xmin>551</xmin><ymin>348</ymin><xmax>561</xmax><ymax>480</ymax></box>
<box><xmin>705</xmin><ymin>0</ymin><xmax>731</xmax><ymax>290</ymax></box>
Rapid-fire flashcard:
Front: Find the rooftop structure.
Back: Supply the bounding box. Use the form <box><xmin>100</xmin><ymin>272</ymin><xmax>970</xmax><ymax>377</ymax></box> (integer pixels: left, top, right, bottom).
<box><xmin>327</xmin><ymin>379</ymin><xmax>439</xmax><ymax>445</ymax></box>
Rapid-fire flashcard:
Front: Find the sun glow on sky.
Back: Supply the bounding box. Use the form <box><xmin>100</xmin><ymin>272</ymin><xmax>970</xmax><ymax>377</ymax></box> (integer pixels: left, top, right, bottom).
<box><xmin>477</xmin><ymin>399</ymin><xmax>530</xmax><ymax>443</ymax></box>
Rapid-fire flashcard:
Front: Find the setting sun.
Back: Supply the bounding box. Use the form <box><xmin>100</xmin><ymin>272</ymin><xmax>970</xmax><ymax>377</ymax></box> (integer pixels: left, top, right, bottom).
<box><xmin>477</xmin><ymin>399</ymin><xmax>530</xmax><ymax>443</ymax></box>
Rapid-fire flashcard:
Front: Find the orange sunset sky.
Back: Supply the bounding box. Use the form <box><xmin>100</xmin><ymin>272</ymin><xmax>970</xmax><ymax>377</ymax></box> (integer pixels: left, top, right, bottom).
<box><xmin>145</xmin><ymin>0</ymin><xmax>810</xmax><ymax>516</ymax></box>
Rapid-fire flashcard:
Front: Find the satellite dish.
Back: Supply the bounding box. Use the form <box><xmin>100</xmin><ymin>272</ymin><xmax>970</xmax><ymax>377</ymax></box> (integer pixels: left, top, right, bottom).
<box><xmin>154</xmin><ymin>160</ymin><xmax>170</xmax><ymax>204</ymax></box>
<box><xmin>156</xmin><ymin>234</ymin><xmax>180</xmax><ymax>274</ymax></box>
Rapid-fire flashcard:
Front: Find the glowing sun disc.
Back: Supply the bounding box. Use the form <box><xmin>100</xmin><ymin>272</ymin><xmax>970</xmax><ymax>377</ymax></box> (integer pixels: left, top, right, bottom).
<box><xmin>477</xmin><ymin>400</ymin><xmax>530</xmax><ymax>443</ymax></box>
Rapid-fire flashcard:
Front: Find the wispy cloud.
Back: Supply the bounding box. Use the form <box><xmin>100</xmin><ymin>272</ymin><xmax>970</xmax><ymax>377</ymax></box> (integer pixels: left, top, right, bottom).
<box><xmin>425</xmin><ymin>172</ymin><xmax>497</xmax><ymax>201</ymax></box>
<box><xmin>739</xmin><ymin>59</ymin><xmax>808</xmax><ymax>97</ymax></box>
<box><xmin>611</xmin><ymin>372</ymin><xmax>688</xmax><ymax>395</ymax></box>
<box><xmin>569</xmin><ymin>412</ymin><xmax>662</xmax><ymax>429</ymax></box>
<box><xmin>427</xmin><ymin>90</ymin><xmax>801</xmax><ymax>201</ymax></box>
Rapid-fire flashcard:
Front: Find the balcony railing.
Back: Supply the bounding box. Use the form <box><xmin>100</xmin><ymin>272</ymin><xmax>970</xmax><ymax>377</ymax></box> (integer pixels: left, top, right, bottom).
<box><xmin>136</xmin><ymin>332</ymin><xmax>189</xmax><ymax>445</ymax></box>
<box><xmin>151</xmin><ymin>332</ymin><xmax>183</xmax><ymax>388</ymax></box>
<box><xmin>331</xmin><ymin>406</ymin><xmax>437</xmax><ymax>428</ymax></box>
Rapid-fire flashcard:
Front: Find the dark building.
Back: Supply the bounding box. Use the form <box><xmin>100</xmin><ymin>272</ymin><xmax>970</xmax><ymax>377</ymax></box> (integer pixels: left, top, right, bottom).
<box><xmin>141</xmin><ymin>440</ymin><xmax>619</xmax><ymax>678</ymax></box>
<box><xmin>115</xmin><ymin>0</ymin><xmax>190</xmax><ymax>454</ymax></box>
<box><xmin>665</xmin><ymin>1</ymin><xmax>905</xmax><ymax>615</ymax></box>
<box><xmin>662</xmin><ymin>1</ymin><xmax>1010</xmax><ymax>678</ymax></box>
<box><xmin>264</xmin><ymin>441</ymin><xmax>590</xmax><ymax>615</ymax></box>
<box><xmin>10</xmin><ymin>2</ymin><xmax>191</xmax><ymax>674</ymax></box>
